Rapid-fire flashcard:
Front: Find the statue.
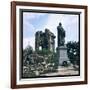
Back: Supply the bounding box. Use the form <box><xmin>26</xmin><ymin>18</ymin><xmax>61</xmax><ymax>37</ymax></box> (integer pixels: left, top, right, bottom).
<box><xmin>57</xmin><ymin>22</ymin><xmax>65</xmax><ymax>46</ymax></box>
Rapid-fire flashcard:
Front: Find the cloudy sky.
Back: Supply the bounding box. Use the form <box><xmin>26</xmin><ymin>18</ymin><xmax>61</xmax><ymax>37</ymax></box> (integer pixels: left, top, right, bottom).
<box><xmin>23</xmin><ymin>12</ymin><xmax>79</xmax><ymax>50</ymax></box>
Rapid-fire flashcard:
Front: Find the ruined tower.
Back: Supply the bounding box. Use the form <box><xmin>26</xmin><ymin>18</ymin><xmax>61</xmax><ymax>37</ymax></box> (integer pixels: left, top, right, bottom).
<box><xmin>35</xmin><ymin>29</ymin><xmax>56</xmax><ymax>52</ymax></box>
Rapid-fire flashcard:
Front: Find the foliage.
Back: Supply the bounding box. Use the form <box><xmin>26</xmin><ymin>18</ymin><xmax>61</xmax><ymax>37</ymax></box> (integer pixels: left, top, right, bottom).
<box><xmin>23</xmin><ymin>45</ymin><xmax>58</xmax><ymax>78</ymax></box>
<box><xmin>66</xmin><ymin>41</ymin><xmax>80</xmax><ymax>66</ymax></box>
<box><xmin>23</xmin><ymin>45</ymin><xmax>33</xmax><ymax>66</ymax></box>
<box><xmin>36</xmin><ymin>48</ymin><xmax>52</xmax><ymax>55</ymax></box>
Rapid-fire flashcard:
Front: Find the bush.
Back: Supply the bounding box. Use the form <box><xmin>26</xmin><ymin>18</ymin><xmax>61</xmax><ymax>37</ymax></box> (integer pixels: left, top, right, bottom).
<box><xmin>66</xmin><ymin>41</ymin><xmax>80</xmax><ymax>66</ymax></box>
<box><xmin>22</xmin><ymin>47</ymin><xmax>58</xmax><ymax>78</ymax></box>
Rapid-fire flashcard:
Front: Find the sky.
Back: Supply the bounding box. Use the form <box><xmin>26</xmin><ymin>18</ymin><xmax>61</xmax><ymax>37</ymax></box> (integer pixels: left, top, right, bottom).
<box><xmin>23</xmin><ymin>12</ymin><xmax>79</xmax><ymax>50</ymax></box>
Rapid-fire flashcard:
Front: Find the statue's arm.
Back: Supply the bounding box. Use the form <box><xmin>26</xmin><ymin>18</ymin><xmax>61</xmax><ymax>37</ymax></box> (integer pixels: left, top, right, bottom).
<box><xmin>61</xmin><ymin>29</ymin><xmax>65</xmax><ymax>37</ymax></box>
<box><xmin>64</xmin><ymin>30</ymin><xmax>66</xmax><ymax>37</ymax></box>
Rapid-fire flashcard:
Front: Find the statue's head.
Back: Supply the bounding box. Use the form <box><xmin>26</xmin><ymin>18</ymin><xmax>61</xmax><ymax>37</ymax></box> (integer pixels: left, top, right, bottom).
<box><xmin>59</xmin><ymin>22</ymin><xmax>62</xmax><ymax>26</ymax></box>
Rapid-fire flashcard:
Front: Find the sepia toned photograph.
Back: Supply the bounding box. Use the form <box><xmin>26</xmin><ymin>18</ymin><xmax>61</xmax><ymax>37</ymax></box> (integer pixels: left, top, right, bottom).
<box><xmin>21</xmin><ymin>10</ymin><xmax>80</xmax><ymax>78</ymax></box>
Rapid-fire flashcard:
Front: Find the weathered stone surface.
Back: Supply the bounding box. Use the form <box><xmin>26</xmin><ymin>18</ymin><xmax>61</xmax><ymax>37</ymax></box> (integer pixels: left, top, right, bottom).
<box><xmin>57</xmin><ymin>46</ymin><xmax>69</xmax><ymax>65</ymax></box>
<box><xmin>35</xmin><ymin>28</ymin><xmax>56</xmax><ymax>52</ymax></box>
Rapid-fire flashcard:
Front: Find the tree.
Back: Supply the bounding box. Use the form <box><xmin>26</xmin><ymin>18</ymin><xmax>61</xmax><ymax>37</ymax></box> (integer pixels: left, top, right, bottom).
<box><xmin>67</xmin><ymin>41</ymin><xmax>80</xmax><ymax>66</ymax></box>
<box><xmin>23</xmin><ymin>45</ymin><xmax>58</xmax><ymax>78</ymax></box>
<box><xmin>23</xmin><ymin>45</ymin><xmax>33</xmax><ymax>66</ymax></box>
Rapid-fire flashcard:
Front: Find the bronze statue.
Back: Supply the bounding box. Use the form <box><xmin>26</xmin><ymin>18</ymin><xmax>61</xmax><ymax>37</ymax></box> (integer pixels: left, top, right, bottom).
<box><xmin>57</xmin><ymin>22</ymin><xmax>65</xmax><ymax>46</ymax></box>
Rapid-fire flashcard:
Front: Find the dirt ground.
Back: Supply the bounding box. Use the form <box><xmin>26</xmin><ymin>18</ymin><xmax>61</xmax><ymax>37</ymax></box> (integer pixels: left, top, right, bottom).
<box><xmin>41</xmin><ymin>65</ymin><xmax>79</xmax><ymax>76</ymax></box>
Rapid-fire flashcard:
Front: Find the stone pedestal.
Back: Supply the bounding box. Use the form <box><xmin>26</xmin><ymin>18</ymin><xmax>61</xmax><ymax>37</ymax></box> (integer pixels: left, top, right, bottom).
<box><xmin>57</xmin><ymin>45</ymin><xmax>69</xmax><ymax>65</ymax></box>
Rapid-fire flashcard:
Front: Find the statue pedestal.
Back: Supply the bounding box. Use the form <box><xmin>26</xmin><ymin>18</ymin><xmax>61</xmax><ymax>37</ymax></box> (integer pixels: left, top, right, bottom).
<box><xmin>57</xmin><ymin>45</ymin><xmax>69</xmax><ymax>65</ymax></box>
